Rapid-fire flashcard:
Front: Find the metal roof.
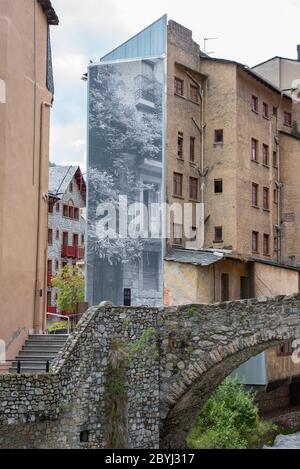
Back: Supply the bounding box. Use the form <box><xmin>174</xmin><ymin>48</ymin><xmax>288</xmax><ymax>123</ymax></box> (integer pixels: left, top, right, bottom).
<box><xmin>165</xmin><ymin>248</ymin><xmax>224</xmax><ymax>266</ymax></box>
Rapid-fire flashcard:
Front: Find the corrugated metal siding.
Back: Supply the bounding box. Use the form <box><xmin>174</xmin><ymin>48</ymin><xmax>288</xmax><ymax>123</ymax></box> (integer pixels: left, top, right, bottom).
<box><xmin>231</xmin><ymin>352</ymin><xmax>267</xmax><ymax>386</ymax></box>
<box><xmin>101</xmin><ymin>15</ymin><xmax>167</xmax><ymax>62</ymax></box>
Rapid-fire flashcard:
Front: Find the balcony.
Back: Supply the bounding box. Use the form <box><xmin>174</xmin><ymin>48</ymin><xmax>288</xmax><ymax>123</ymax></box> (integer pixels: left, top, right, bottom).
<box><xmin>61</xmin><ymin>245</ymin><xmax>77</xmax><ymax>258</ymax></box>
<box><xmin>76</xmin><ymin>246</ymin><xmax>85</xmax><ymax>259</ymax></box>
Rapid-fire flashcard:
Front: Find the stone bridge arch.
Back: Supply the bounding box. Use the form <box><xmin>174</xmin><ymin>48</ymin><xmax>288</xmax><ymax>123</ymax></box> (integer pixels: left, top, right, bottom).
<box><xmin>0</xmin><ymin>295</ymin><xmax>300</xmax><ymax>449</ymax></box>
<box><xmin>158</xmin><ymin>295</ymin><xmax>300</xmax><ymax>448</ymax></box>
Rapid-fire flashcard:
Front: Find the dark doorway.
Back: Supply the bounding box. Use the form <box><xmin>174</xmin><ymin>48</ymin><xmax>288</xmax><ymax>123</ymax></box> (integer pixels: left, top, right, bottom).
<box><xmin>221</xmin><ymin>273</ymin><xmax>229</xmax><ymax>302</ymax></box>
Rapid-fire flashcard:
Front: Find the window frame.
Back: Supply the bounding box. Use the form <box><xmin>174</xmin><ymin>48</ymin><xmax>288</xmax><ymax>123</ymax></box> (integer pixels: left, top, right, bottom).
<box><xmin>177</xmin><ymin>132</ymin><xmax>184</xmax><ymax>159</ymax></box>
<box><xmin>251</xmin><ymin>95</ymin><xmax>258</xmax><ymax>113</ymax></box>
<box><xmin>189</xmin><ymin>177</ymin><xmax>199</xmax><ymax>201</ymax></box>
<box><xmin>214</xmin><ymin>129</ymin><xmax>224</xmax><ymax>144</ymax></box>
<box><xmin>174</xmin><ymin>77</ymin><xmax>184</xmax><ymax>97</ymax></box>
<box><xmin>252</xmin><ymin>231</ymin><xmax>259</xmax><ymax>253</ymax></box>
<box><xmin>214</xmin><ymin>226</ymin><xmax>223</xmax><ymax>243</ymax></box>
<box><xmin>190</xmin><ymin>136</ymin><xmax>195</xmax><ymax>162</ymax></box>
<box><xmin>263</xmin><ymin>144</ymin><xmax>270</xmax><ymax>167</ymax></box>
<box><xmin>263</xmin><ymin>233</ymin><xmax>270</xmax><ymax>256</ymax></box>
<box><xmin>263</xmin><ymin>187</ymin><xmax>270</xmax><ymax>210</ymax></box>
<box><xmin>252</xmin><ymin>183</ymin><xmax>259</xmax><ymax>207</ymax></box>
<box><xmin>251</xmin><ymin>138</ymin><xmax>258</xmax><ymax>162</ymax></box>
<box><xmin>173</xmin><ymin>172</ymin><xmax>183</xmax><ymax>197</ymax></box>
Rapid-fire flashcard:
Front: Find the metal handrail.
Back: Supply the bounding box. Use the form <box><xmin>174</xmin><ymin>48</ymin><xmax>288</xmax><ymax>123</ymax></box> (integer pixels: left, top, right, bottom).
<box><xmin>46</xmin><ymin>312</ymin><xmax>71</xmax><ymax>334</ymax></box>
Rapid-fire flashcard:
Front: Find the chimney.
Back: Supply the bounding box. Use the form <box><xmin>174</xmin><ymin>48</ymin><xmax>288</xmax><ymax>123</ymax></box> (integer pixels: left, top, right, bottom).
<box><xmin>297</xmin><ymin>45</ymin><xmax>300</xmax><ymax>62</ymax></box>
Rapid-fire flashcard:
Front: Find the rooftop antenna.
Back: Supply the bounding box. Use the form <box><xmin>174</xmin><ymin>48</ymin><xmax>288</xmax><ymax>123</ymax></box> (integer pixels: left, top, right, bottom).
<box><xmin>204</xmin><ymin>37</ymin><xmax>219</xmax><ymax>55</ymax></box>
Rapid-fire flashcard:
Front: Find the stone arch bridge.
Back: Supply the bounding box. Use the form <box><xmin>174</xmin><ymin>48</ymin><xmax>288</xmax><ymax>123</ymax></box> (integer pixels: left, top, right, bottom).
<box><xmin>0</xmin><ymin>295</ymin><xmax>300</xmax><ymax>449</ymax></box>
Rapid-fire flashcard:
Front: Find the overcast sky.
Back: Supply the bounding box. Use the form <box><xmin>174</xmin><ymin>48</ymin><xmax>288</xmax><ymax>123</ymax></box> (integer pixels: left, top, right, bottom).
<box><xmin>49</xmin><ymin>0</ymin><xmax>300</xmax><ymax>171</ymax></box>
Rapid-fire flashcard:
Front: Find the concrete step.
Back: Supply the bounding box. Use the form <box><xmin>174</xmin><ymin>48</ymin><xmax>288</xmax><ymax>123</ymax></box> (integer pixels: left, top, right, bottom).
<box><xmin>28</xmin><ymin>335</ymin><xmax>69</xmax><ymax>340</ymax></box>
<box><xmin>16</xmin><ymin>354</ymin><xmax>57</xmax><ymax>360</ymax></box>
<box><xmin>22</xmin><ymin>345</ymin><xmax>65</xmax><ymax>351</ymax></box>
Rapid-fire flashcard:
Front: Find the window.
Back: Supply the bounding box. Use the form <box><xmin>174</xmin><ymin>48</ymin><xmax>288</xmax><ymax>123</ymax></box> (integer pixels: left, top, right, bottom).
<box><xmin>190</xmin><ymin>84</ymin><xmax>199</xmax><ymax>103</ymax></box>
<box><xmin>263</xmin><ymin>187</ymin><xmax>270</xmax><ymax>210</ymax></box>
<box><xmin>55</xmin><ymin>260</ymin><xmax>59</xmax><ymax>271</ymax></box>
<box><xmin>143</xmin><ymin>251</ymin><xmax>159</xmax><ymax>291</ymax></box>
<box><xmin>277</xmin><ymin>342</ymin><xmax>294</xmax><ymax>357</ymax></box>
<box><xmin>262</xmin><ymin>144</ymin><xmax>269</xmax><ymax>166</ymax></box>
<box><xmin>56</xmin><ymin>203</ymin><xmax>60</xmax><ymax>212</ymax></box>
<box><xmin>251</xmin><ymin>95</ymin><xmax>258</xmax><ymax>112</ymax></box>
<box><xmin>274</xmin><ymin>188</ymin><xmax>278</xmax><ymax>205</ymax></box>
<box><xmin>48</xmin><ymin>199</ymin><xmax>54</xmax><ymax>214</ymax></box>
<box><xmin>69</xmin><ymin>182</ymin><xmax>73</xmax><ymax>192</ymax></box>
<box><xmin>251</xmin><ymin>138</ymin><xmax>258</xmax><ymax>162</ymax></box>
<box><xmin>177</xmin><ymin>133</ymin><xmax>183</xmax><ymax>159</ymax></box>
<box><xmin>74</xmin><ymin>208</ymin><xmax>79</xmax><ymax>220</ymax></box>
<box><xmin>47</xmin><ymin>259</ymin><xmax>52</xmax><ymax>274</ymax></box>
<box><xmin>69</xmin><ymin>205</ymin><xmax>74</xmax><ymax>219</ymax></box>
<box><xmin>63</xmin><ymin>232</ymin><xmax>68</xmax><ymax>246</ymax></box>
<box><xmin>214</xmin><ymin>179</ymin><xmax>223</xmax><ymax>194</ymax></box>
<box><xmin>173</xmin><ymin>223</ymin><xmax>183</xmax><ymax>246</ymax></box>
<box><xmin>214</xmin><ymin>226</ymin><xmax>223</xmax><ymax>243</ymax></box>
<box><xmin>221</xmin><ymin>273</ymin><xmax>230</xmax><ymax>302</ymax></box>
<box><xmin>252</xmin><ymin>183</ymin><xmax>259</xmax><ymax>207</ymax></box>
<box><xmin>214</xmin><ymin>129</ymin><xmax>224</xmax><ymax>144</ymax></box>
<box><xmin>190</xmin><ymin>137</ymin><xmax>195</xmax><ymax>162</ymax></box>
<box><xmin>284</xmin><ymin>111</ymin><xmax>292</xmax><ymax>126</ymax></box>
<box><xmin>48</xmin><ymin>229</ymin><xmax>53</xmax><ymax>245</ymax></box>
<box><xmin>263</xmin><ymin>234</ymin><xmax>270</xmax><ymax>256</ymax></box>
<box><xmin>273</xmin><ymin>106</ymin><xmax>278</xmax><ymax>117</ymax></box>
<box><xmin>81</xmin><ymin>234</ymin><xmax>85</xmax><ymax>245</ymax></box>
<box><xmin>252</xmin><ymin>231</ymin><xmax>259</xmax><ymax>253</ymax></box>
<box><xmin>263</xmin><ymin>102</ymin><xmax>269</xmax><ymax>119</ymax></box>
<box><xmin>123</xmin><ymin>289</ymin><xmax>131</xmax><ymax>307</ymax></box>
<box><xmin>189</xmin><ymin>177</ymin><xmax>198</xmax><ymax>200</ymax></box>
<box><xmin>63</xmin><ymin>205</ymin><xmax>69</xmax><ymax>217</ymax></box>
<box><xmin>273</xmin><ymin>150</ymin><xmax>278</xmax><ymax>168</ymax></box>
<box><xmin>56</xmin><ymin>230</ymin><xmax>59</xmax><ymax>240</ymax></box>
<box><xmin>73</xmin><ymin>234</ymin><xmax>79</xmax><ymax>246</ymax></box>
<box><xmin>173</xmin><ymin>172</ymin><xmax>183</xmax><ymax>197</ymax></box>
<box><xmin>175</xmin><ymin>77</ymin><xmax>184</xmax><ymax>96</ymax></box>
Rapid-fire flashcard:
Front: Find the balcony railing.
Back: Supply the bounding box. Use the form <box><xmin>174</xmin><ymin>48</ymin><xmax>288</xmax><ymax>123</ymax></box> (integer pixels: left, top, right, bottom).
<box><xmin>61</xmin><ymin>245</ymin><xmax>77</xmax><ymax>258</ymax></box>
<box><xmin>61</xmin><ymin>245</ymin><xmax>85</xmax><ymax>259</ymax></box>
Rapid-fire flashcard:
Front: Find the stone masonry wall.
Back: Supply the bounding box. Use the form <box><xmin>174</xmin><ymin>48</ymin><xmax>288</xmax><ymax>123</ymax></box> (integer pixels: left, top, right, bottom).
<box><xmin>0</xmin><ymin>295</ymin><xmax>300</xmax><ymax>449</ymax></box>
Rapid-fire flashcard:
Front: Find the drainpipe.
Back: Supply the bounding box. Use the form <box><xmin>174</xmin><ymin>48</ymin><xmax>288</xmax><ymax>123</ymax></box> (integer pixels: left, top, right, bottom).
<box><xmin>275</xmin><ymin>92</ymin><xmax>285</xmax><ymax>264</ymax></box>
<box><xmin>33</xmin><ymin>101</ymin><xmax>52</xmax><ymax>333</ymax></box>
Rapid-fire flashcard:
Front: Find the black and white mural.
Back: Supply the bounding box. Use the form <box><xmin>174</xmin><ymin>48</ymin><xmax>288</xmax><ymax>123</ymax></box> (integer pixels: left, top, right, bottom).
<box><xmin>87</xmin><ymin>58</ymin><xmax>166</xmax><ymax>306</ymax></box>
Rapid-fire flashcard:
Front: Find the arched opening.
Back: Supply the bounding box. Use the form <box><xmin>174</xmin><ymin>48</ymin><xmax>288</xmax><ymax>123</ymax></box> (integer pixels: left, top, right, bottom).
<box><xmin>160</xmin><ymin>336</ymin><xmax>300</xmax><ymax>449</ymax></box>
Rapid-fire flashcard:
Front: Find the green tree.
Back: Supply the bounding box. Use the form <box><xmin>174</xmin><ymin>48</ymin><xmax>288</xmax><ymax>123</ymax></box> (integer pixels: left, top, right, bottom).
<box><xmin>51</xmin><ymin>266</ymin><xmax>84</xmax><ymax>313</ymax></box>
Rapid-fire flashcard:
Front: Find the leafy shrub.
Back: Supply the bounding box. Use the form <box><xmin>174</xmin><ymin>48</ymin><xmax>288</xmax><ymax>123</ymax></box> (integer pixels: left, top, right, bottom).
<box><xmin>188</xmin><ymin>378</ymin><xmax>277</xmax><ymax>449</ymax></box>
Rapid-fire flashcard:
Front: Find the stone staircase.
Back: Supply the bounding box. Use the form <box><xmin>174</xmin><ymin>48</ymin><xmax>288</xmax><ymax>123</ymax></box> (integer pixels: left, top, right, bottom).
<box><xmin>9</xmin><ymin>334</ymin><xmax>69</xmax><ymax>374</ymax></box>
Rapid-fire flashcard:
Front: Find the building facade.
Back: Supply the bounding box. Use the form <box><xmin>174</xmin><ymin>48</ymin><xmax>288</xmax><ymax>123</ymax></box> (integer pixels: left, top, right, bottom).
<box><xmin>47</xmin><ymin>166</ymin><xmax>86</xmax><ymax>313</ymax></box>
<box><xmin>0</xmin><ymin>1</ymin><xmax>58</xmax><ymax>362</ymax></box>
<box><xmin>87</xmin><ymin>16</ymin><xmax>300</xmax><ymax>309</ymax></box>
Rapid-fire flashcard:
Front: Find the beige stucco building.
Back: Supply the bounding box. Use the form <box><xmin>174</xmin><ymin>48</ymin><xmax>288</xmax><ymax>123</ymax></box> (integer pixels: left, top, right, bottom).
<box><xmin>164</xmin><ymin>21</ymin><xmax>300</xmax><ymax>307</ymax></box>
<box><xmin>0</xmin><ymin>1</ymin><xmax>58</xmax><ymax>364</ymax></box>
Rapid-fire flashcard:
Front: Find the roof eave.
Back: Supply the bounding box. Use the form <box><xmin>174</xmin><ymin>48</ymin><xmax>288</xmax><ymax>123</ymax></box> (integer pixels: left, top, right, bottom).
<box><xmin>37</xmin><ymin>0</ymin><xmax>59</xmax><ymax>26</ymax></box>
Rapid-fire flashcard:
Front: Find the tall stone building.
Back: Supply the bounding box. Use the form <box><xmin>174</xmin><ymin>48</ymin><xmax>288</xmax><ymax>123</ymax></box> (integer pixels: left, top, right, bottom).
<box><xmin>87</xmin><ymin>15</ymin><xmax>300</xmax><ymax>308</ymax></box>
<box><xmin>0</xmin><ymin>1</ymin><xmax>58</xmax><ymax>361</ymax></box>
